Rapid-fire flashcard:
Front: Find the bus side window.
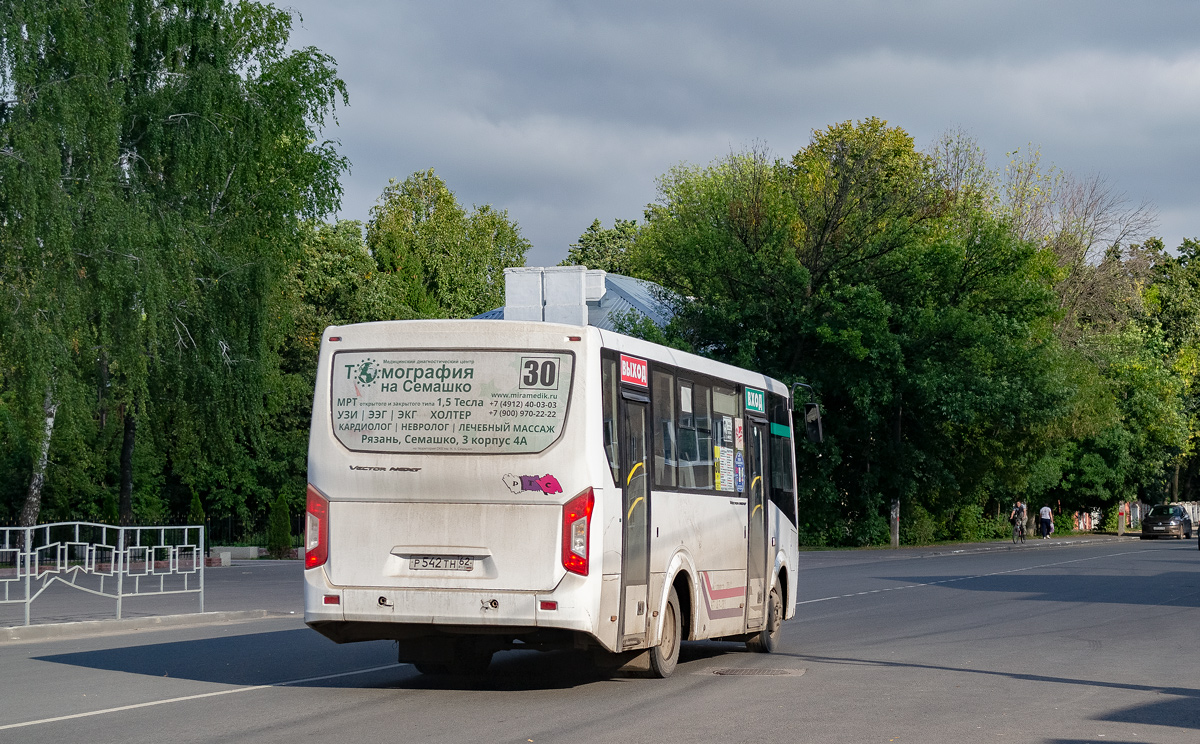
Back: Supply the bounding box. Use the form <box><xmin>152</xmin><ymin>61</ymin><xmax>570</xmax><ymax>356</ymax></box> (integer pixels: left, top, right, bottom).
<box><xmin>601</xmin><ymin>357</ymin><xmax>620</xmax><ymax>486</ymax></box>
<box><xmin>652</xmin><ymin>370</ymin><xmax>676</xmax><ymax>488</ymax></box>
<box><xmin>677</xmin><ymin>380</ymin><xmax>697</xmax><ymax>487</ymax></box>
<box><xmin>693</xmin><ymin>383</ymin><xmax>713</xmax><ymax>490</ymax></box>
<box><xmin>768</xmin><ymin>393</ymin><xmax>797</xmax><ymax>525</ymax></box>
<box><xmin>713</xmin><ymin>386</ymin><xmax>737</xmax><ymax>417</ymax></box>
<box><xmin>676</xmin><ymin>380</ymin><xmax>715</xmax><ymax>491</ymax></box>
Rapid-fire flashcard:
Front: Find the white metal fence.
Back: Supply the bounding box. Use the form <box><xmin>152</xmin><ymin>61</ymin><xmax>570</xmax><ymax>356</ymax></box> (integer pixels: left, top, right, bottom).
<box><xmin>0</xmin><ymin>522</ymin><xmax>204</xmax><ymax>626</ymax></box>
<box><xmin>1126</xmin><ymin>501</ymin><xmax>1200</xmax><ymax>527</ymax></box>
<box><xmin>1169</xmin><ymin>501</ymin><xmax>1200</xmax><ymax>525</ymax></box>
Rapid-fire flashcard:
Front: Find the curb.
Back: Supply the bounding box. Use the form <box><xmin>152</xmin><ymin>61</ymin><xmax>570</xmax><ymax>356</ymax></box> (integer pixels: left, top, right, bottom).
<box><xmin>799</xmin><ymin>534</ymin><xmax>1147</xmax><ymax>565</ymax></box>
<box><xmin>1</xmin><ymin>609</ymin><xmax>280</xmax><ymax>644</ymax></box>
<box><xmin>912</xmin><ymin>535</ymin><xmax>1141</xmax><ymax>559</ymax></box>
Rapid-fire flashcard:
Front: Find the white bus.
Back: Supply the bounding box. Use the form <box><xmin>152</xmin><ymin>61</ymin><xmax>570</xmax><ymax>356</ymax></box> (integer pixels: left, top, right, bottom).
<box><xmin>303</xmin><ymin>318</ymin><xmax>817</xmax><ymax>677</ymax></box>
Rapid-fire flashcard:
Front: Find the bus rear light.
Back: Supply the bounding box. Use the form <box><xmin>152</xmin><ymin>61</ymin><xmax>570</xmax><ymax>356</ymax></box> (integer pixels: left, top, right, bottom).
<box><xmin>323</xmin><ymin>595</ymin><xmax>340</xmax><ymax>605</ymax></box>
<box><xmin>540</xmin><ymin>600</ymin><xmax>558</xmax><ymax>611</ymax></box>
<box><xmin>305</xmin><ymin>484</ymin><xmax>329</xmax><ymax>570</ymax></box>
<box><xmin>561</xmin><ymin>487</ymin><xmax>594</xmax><ymax>576</ymax></box>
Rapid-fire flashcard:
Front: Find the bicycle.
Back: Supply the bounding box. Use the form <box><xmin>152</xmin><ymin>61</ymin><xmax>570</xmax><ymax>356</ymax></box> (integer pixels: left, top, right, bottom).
<box><xmin>1011</xmin><ymin>520</ymin><xmax>1025</xmax><ymax>545</ymax></box>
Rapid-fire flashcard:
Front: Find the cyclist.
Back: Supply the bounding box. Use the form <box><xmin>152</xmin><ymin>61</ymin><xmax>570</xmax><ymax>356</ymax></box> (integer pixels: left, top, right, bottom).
<box><xmin>1010</xmin><ymin>500</ymin><xmax>1027</xmax><ymax>543</ymax></box>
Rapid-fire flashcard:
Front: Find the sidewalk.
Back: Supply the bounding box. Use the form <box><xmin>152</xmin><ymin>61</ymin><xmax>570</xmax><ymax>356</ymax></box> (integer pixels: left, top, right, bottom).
<box><xmin>0</xmin><ymin>559</ymin><xmax>304</xmax><ymax>641</ymax></box>
<box><xmin>0</xmin><ymin>609</ymin><xmax>276</xmax><ymax>643</ymax></box>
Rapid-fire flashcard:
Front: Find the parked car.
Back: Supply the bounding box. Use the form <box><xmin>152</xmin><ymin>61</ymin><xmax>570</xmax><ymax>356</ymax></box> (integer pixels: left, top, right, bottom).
<box><xmin>1140</xmin><ymin>504</ymin><xmax>1193</xmax><ymax>539</ymax></box>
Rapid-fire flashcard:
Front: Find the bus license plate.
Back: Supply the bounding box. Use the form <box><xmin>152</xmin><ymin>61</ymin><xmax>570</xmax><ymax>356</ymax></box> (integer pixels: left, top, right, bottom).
<box><xmin>410</xmin><ymin>556</ymin><xmax>474</xmax><ymax>571</ymax></box>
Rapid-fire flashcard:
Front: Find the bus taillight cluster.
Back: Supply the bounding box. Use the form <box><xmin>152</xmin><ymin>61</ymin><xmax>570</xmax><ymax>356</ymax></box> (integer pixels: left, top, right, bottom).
<box><xmin>305</xmin><ymin>484</ymin><xmax>329</xmax><ymax>569</ymax></box>
<box><xmin>561</xmin><ymin>488</ymin><xmax>594</xmax><ymax>575</ymax></box>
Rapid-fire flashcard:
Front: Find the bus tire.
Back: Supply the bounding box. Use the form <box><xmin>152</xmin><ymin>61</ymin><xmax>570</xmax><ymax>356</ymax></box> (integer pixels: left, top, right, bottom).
<box><xmin>649</xmin><ymin>587</ymin><xmax>681</xmax><ymax>678</ymax></box>
<box><xmin>747</xmin><ymin>584</ymin><xmax>782</xmax><ymax>654</ymax></box>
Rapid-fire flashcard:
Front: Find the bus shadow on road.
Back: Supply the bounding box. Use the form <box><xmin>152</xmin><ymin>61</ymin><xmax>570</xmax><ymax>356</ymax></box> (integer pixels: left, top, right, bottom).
<box><xmin>874</xmin><ymin>570</ymin><xmax>1200</xmax><ymax>607</ymax></box>
<box><xmin>1096</xmin><ymin>696</ymin><xmax>1200</xmax><ymax>731</ymax></box>
<box><xmin>371</xmin><ymin>641</ymin><xmax>747</xmax><ymax>691</ymax></box>
<box><xmin>789</xmin><ymin>653</ymin><xmax>1200</xmax><ymax>732</ymax></box>
<box><xmin>35</xmin><ymin>628</ymin><xmax>398</xmax><ymax>687</ymax></box>
<box><xmin>33</xmin><ymin>629</ymin><xmax>751</xmax><ymax>691</ymax></box>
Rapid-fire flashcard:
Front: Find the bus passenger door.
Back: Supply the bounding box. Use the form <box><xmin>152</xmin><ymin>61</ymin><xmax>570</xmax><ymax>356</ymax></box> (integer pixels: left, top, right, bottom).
<box><xmin>620</xmin><ymin>399</ymin><xmax>651</xmax><ymax>648</ymax></box>
<box><xmin>745</xmin><ymin>419</ymin><xmax>770</xmax><ymax>630</ymax></box>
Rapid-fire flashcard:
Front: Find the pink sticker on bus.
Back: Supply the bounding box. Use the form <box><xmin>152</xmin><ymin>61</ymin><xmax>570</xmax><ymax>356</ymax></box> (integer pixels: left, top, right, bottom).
<box><xmin>503</xmin><ymin>473</ymin><xmax>564</xmax><ymax>495</ymax></box>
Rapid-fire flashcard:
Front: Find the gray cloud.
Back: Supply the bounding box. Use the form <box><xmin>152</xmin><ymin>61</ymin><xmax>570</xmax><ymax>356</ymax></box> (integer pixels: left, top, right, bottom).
<box><xmin>286</xmin><ymin>1</ymin><xmax>1200</xmax><ymax>264</ymax></box>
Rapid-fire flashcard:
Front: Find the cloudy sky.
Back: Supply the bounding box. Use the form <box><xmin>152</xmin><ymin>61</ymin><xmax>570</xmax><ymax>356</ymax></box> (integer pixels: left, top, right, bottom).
<box><xmin>284</xmin><ymin>1</ymin><xmax>1200</xmax><ymax>266</ymax></box>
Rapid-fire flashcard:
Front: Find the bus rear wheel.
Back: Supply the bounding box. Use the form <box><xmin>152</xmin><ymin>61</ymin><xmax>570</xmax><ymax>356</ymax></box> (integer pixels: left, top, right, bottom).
<box><xmin>649</xmin><ymin>587</ymin><xmax>681</xmax><ymax>678</ymax></box>
<box><xmin>747</xmin><ymin>585</ymin><xmax>782</xmax><ymax>653</ymax></box>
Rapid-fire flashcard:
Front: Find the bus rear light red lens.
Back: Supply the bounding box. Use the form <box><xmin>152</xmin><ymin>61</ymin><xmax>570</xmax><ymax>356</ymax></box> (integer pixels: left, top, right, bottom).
<box><xmin>561</xmin><ymin>488</ymin><xmax>594</xmax><ymax>576</ymax></box>
<box><xmin>305</xmin><ymin>484</ymin><xmax>329</xmax><ymax>570</ymax></box>
<box><xmin>323</xmin><ymin>595</ymin><xmax>340</xmax><ymax>605</ymax></box>
<box><xmin>540</xmin><ymin>601</ymin><xmax>558</xmax><ymax>611</ymax></box>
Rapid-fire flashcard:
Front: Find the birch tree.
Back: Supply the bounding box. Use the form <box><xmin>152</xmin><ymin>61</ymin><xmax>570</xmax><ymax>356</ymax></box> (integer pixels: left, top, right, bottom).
<box><xmin>0</xmin><ymin>0</ymin><xmax>348</xmax><ymax>525</ymax></box>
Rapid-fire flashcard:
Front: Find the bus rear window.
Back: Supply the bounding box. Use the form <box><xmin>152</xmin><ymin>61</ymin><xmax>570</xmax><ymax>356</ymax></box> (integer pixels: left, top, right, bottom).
<box><xmin>331</xmin><ymin>350</ymin><xmax>574</xmax><ymax>454</ymax></box>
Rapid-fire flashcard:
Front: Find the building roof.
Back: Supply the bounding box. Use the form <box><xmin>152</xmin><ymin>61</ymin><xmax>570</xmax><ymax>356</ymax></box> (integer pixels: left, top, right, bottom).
<box><xmin>472</xmin><ymin>272</ymin><xmax>674</xmax><ymax>330</ymax></box>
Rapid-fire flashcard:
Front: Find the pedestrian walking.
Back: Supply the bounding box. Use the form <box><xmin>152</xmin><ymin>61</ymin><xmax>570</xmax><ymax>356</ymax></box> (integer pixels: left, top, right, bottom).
<box><xmin>1039</xmin><ymin>504</ymin><xmax>1053</xmax><ymax>539</ymax></box>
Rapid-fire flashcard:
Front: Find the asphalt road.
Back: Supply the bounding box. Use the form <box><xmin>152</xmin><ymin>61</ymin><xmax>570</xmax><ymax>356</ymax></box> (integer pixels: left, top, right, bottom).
<box><xmin>2</xmin><ymin>538</ymin><xmax>1199</xmax><ymax>744</ymax></box>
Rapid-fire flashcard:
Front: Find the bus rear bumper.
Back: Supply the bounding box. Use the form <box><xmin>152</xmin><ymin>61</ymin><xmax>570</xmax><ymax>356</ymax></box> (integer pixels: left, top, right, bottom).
<box><xmin>303</xmin><ymin>567</ymin><xmax>602</xmax><ymax>645</ymax></box>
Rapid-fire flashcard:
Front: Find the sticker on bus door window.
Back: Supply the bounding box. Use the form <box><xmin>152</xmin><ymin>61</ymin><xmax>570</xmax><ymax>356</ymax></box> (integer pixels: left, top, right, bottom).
<box><xmin>715</xmin><ymin>445</ymin><xmax>735</xmax><ymax>492</ymax></box>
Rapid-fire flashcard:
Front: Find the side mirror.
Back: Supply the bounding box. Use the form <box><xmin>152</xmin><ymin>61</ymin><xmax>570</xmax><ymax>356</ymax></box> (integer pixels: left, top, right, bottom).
<box><xmin>803</xmin><ymin>402</ymin><xmax>823</xmax><ymax>444</ymax></box>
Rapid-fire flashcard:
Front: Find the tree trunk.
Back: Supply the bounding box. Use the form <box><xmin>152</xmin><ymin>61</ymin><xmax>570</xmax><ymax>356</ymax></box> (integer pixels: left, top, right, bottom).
<box><xmin>890</xmin><ymin>498</ymin><xmax>900</xmax><ymax>549</ymax></box>
<box><xmin>119</xmin><ymin>406</ymin><xmax>136</xmax><ymax>525</ymax></box>
<box><xmin>19</xmin><ymin>386</ymin><xmax>59</xmax><ymax>528</ymax></box>
<box><xmin>98</xmin><ymin>352</ymin><xmax>108</xmax><ymax>431</ymax></box>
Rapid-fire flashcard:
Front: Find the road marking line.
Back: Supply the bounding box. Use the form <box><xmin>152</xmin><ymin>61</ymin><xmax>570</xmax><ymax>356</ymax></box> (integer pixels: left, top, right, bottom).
<box><xmin>0</xmin><ymin>663</ymin><xmax>402</xmax><ymax>731</ymax></box>
<box><xmin>796</xmin><ymin>549</ymin><xmax>1152</xmax><ymax>606</ymax></box>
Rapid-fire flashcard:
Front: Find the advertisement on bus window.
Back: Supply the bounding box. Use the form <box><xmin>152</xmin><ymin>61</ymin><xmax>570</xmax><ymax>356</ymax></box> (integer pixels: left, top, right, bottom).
<box><xmin>330</xmin><ymin>350</ymin><xmax>574</xmax><ymax>454</ymax></box>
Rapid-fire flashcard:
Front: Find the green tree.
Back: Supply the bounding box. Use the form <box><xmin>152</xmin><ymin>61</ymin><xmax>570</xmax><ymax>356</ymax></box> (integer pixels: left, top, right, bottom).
<box><xmin>0</xmin><ymin>1</ymin><xmax>348</xmax><ymax>528</ymax></box>
<box><xmin>634</xmin><ymin>122</ymin><xmax>1073</xmax><ymax>546</ymax></box>
<box><xmin>266</xmin><ymin>493</ymin><xmax>291</xmax><ymax>559</ymax></box>
<box><xmin>1142</xmin><ymin>238</ymin><xmax>1200</xmax><ymax>499</ymax></box>
<box><xmin>366</xmin><ymin>170</ymin><xmax>529</xmax><ymax>319</ymax></box>
<box><xmin>188</xmin><ymin>492</ymin><xmax>206</xmax><ymax>527</ymax></box>
<box><xmin>560</xmin><ymin>219</ymin><xmax>639</xmax><ymax>275</ymax></box>
<box><xmin>253</xmin><ymin>219</ymin><xmax>423</xmax><ymax>524</ymax></box>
